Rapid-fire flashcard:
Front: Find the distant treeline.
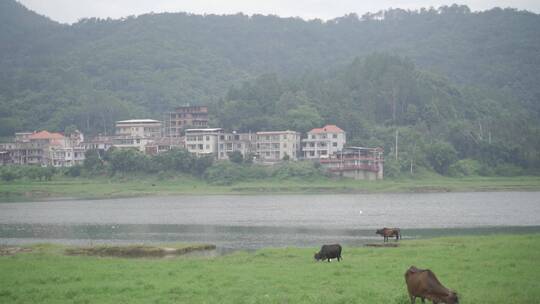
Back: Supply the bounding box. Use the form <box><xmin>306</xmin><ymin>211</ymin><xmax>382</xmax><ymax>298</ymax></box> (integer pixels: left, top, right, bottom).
<box><xmin>0</xmin><ymin>145</ymin><xmax>532</xmax><ymax>185</ymax></box>
<box><xmin>0</xmin><ymin>148</ymin><xmax>326</xmax><ymax>185</ymax></box>
<box><xmin>1</xmin><ymin>1</ymin><xmax>539</xmax><ymax>175</ymax></box>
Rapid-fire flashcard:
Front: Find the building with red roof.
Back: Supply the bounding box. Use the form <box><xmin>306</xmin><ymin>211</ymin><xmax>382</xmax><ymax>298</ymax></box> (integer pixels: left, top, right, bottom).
<box><xmin>302</xmin><ymin>125</ymin><xmax>346</xmax><ymax>159</ymax></box>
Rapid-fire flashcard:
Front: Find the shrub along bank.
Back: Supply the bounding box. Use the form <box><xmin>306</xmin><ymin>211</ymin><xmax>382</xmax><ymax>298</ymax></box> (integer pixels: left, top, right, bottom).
<box><xmin>2</xmin><ymin>147</ymin><xmax>537</xmax><ymax>186</ymax></box>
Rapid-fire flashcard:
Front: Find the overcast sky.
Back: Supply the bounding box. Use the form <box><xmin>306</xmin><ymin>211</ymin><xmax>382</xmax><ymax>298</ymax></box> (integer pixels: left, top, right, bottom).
<box><xmin>17</xmin><ymin>0</ymin><xmax>540</xmax><ymax>24</ymax></box>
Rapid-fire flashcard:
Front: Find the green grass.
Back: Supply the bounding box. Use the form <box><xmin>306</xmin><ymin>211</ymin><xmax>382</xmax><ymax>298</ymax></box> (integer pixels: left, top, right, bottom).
<box><xmin>0</xmin><ymin>234</ymin><xmax>539</xmax><ymax>303</ymax></box>
<box><xmin>1</xmin><ymin>174</ymin><xmax>540</xmax><ymax>202</ymax></box>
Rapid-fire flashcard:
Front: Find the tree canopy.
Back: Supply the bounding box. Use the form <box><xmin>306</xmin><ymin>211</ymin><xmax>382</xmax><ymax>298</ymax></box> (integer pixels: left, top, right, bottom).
<box><xmin>1</xmin><ymin>1</ymin><xmax>539</xmax><ymax>174</ymax></box>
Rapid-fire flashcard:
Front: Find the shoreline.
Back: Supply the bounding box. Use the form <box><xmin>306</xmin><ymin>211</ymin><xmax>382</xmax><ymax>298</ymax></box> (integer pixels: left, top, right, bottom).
<box><xmin>1</xmin><ymin>175</ymin><xmax>539</xmax><ymax>202</ymax></box>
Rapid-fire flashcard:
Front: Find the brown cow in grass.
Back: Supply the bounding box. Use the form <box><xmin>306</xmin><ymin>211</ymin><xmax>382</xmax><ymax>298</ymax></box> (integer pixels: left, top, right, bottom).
<box><xmin>404</xmin><ymin>266</ymin><xmax>459</xmax><ymax>304</ymax></box>
<box><xmin>376</xmin><ymin>227</ymin><xmax>401</xmax><ymax>242</ymax></box>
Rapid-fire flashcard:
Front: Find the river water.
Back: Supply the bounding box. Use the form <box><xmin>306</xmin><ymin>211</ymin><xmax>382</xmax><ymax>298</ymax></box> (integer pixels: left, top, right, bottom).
<box><xmin>1</xmin><ymin>192</ymin><xmax>539</xmax><ymax>250</ymax></box>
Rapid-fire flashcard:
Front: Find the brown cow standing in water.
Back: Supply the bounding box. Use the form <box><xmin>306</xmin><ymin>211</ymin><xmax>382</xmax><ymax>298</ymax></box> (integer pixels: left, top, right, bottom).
<box><xmin>376</xmin><ymin>227</ymin><xmax>401</xmax><ymax>242</ymax></box>
<box><xmin>404</xmin><ymin>266</ymin><xmax>459</xmax><ymax>304</ymax></box>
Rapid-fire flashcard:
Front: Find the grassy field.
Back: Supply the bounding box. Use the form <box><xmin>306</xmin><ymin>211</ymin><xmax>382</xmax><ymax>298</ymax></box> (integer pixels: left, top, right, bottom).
<box><xmin>0</xmin><ymin>234</ymin><xmax>539</xmax><ymax>303</ymax></box>
<box><xmin>1</xmin><ymin>174</ymin><xmax>540</xmax><ymax>201</ymax></box>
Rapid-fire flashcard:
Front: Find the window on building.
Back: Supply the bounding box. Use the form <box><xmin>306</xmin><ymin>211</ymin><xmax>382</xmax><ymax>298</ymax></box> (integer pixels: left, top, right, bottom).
<box><xmin>309</xmin><ymin>151</ymin><xmax>315</xmax><ymax>156</ymax></box>
<box><xmin>206</xmin><ymin>144</ymin><xmax>210</xmax><ymax>149</ymax></box>
<box><xmin>206</xmin><ymin>136</ymin><xmax>210</xmax><ymax>141</ymax></box>
<box><xmin>198</xmin><ymin>144</ymin><xmax>203</xmax><ymax>150</ymax></box>
<box><xmin>333</xmin><ymin>142</ymin><xmax>338</xmax><ymax>147</ymax></box>
<box><xmin>333</xmin><ymin>134</ymin><xmax>337</xmax><ymax>138</ymax></box>
<box><xmin>321</xmin><ymin>151</ymin><xmax>327</xmax><ymax>155</ymax></box>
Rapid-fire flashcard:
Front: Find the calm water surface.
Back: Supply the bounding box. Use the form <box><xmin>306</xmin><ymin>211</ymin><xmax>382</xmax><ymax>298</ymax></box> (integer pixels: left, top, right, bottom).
<box><xmin>1</xmin><ymin>192</ymin><xmax>539</xmax><ymax>250</ymax></box>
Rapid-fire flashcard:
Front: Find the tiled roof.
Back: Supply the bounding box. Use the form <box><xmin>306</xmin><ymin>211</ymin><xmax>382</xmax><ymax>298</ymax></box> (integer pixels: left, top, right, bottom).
<box><xmin>308</xmin><ymin>125</ymin><xmax>344</xmax><ymax>134</ymax></box>
<box><xmin>28</xmin><ymin>131</ymin><xmax>65</xmax><ymax>140</ymax></box>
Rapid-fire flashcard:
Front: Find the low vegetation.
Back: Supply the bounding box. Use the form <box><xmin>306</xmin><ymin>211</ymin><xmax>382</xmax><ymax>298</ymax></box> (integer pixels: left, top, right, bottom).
<box><xmin>1</xmin><ymin>173</ymin><xmax>540</xmax><ymax>201</ymax></box>
<box><xmin>0</xmin><ymin>234</ymin><xmax>538</xmax><ymax>303</ymax></box>
<box><xmin>65</xmin><ymin>244</ymin><xmax>216</xmax><ymax>258</ymax></box>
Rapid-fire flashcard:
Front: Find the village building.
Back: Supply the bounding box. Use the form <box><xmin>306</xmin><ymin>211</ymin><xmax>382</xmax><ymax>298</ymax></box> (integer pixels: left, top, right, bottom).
<box><xmin>0</xmin><ymin>151</ymin><xmax>10</xmax><ymax>165</ymax></box>
<box><xmin>0</xmin><ymin>130</ymin><xmax>86</xmax><ymax>167</ymax></box>
<box><xmin>185</xmin><ymin>128</ymin><xmax>223</xmax><ymax>157</ymax></box>
<box><xmin>166</xmin><ymin>106</ymin><xmax>209</xmax><ymax>137</ymax></box>
<box><xmin>302</xmin><ymin>125</ymin><xmax>346</xmax><ymax>159</ymax></box>
<box><xmin>319</xmin><ymin>146</ymin><xmax>384</xmax><ymax>180</ymax></box>
<box><xmin>113</xmin><ymin>119</ymin><xmax>162</xmax><ymax>152</ymax></box>
<box><xmin>81</xmin><ymin>135</ymin><xmax>114</xmax><ymax>152</ymax></box>
<box><xmin>115</xmin><ymin>119</ymin><xmax>162</xmax><ymax>138</ymax></box>
<box><xmin>48</xmin><ymin>130</ymin><xmax>85</xmax><ymax>167</ymax></box>
<box><xmin>256</xmin><ymin>131</ymin><xmax>301</xmax><ymax>163</ymax></box>
<box><xmin>217</xmin><ymin>132</ymin><xmax>257</xmax><ymax>161</ymax></box>
<box><xmin>144</xmin><ymin>137</ymin><xmax>185</xmax><ymax>155</ymax></box>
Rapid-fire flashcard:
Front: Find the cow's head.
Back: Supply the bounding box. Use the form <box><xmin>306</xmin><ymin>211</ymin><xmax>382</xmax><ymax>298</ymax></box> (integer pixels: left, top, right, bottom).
<box><xmin>375</xmin><ymin>229</ymin><xmax>383</xmax><ymax>235</ymax></box>
<box><xmin>446</xmin><ymin>291</ymin><xmax>459</xmax><ymax>304</ymax></box>
<box><xmin>313</xmin><ymin>252</ymin><xmax>321</xmax><ymax>261</ymax></box>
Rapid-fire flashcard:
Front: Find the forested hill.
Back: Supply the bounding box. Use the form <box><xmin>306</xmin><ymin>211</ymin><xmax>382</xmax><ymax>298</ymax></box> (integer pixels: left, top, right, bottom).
<box><xmin>1</xmin><ymin>1</ymin><xmax>539</xmax><ymax>172</ymax></box>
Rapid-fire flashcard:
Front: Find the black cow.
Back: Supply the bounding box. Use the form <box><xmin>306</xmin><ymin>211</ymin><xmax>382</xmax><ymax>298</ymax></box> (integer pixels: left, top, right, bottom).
<box><xmin>314</xmin><ymin>244</ymin><xmax>342</xmax><ymax>262</ymax></box>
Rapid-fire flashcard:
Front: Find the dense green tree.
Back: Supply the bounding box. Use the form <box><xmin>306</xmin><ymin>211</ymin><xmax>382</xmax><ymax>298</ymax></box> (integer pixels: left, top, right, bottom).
<box><xmin>154</xmin><ymin>148</ymin><xmax>195</xmax><ymax>172</ymax></box>
<box><xmin>426</xmin><ymin>141</ymin><xmax>458</xmax><ymax>175</ymax></box>
<box><xmin>227</xmin><ymin>151</ymin><xmax>244</xmax><ymax>164</ymax></box>
<box><xmin>109</xmin><ymin>149</ymin><xmax>148</xmax><ymax>174</ymax></box>
<box><xmin>83</xmin><ymin>150</ymin><xmax>103</xmax><ymax>172</ymax></box>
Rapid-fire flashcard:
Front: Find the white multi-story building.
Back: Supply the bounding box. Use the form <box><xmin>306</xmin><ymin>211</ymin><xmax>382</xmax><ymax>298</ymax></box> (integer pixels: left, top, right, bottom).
<box><xmin>217</xmin><ymin>132</ymin><xmax>256</xmax><ymax>161</ymax></box>
<box><xmin>185</xmin><ymin>128</ymin><xmax>223</xmax><ymax>157</ymax></box>
<box><xmin>256</xmin><ymin>131</ymin><xmax>301</xmax><ymax>162</ymax></box>
<box><xmin>114</xmin><ymin>119</ymin><xmax>162</xmax><ymax>152</ymax></box>
<box><xmin>115</xmin><ymin>119</ymin><xmax>162</xmax><ymax>138</ymax></box>
<box><xmin>302</xmin><ymin>125</ymin><xmax>346</xmax><ymax>159</ymax></box>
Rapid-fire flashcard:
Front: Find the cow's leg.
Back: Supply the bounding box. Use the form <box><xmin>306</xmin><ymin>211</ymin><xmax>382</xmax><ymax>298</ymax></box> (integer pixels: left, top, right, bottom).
<box><xmin>409</xmin><ymin>295</ymin><xmax>415</xmax><ymax>304</ymax></box>
<box><xmin>395</xmin><ymin>234</ymin><xmax>399</xmax><ymax>241</ymax></box>
<box><xmin>420</xmin><ymin>297</ymin><xmax>425</xmax><ymax>303</ymax></box>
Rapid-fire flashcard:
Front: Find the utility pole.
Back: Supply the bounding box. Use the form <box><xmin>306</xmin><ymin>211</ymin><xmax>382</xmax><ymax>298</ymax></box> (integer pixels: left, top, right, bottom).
<box><xmin>395</xmin><ymin>128</ymin><xmax>399</xmax><ymax>161</ymax></box>
<box><xmin>410</xmin><ymin>142</ymin><xmax>416</xmax><ymax>175</ymax></box>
